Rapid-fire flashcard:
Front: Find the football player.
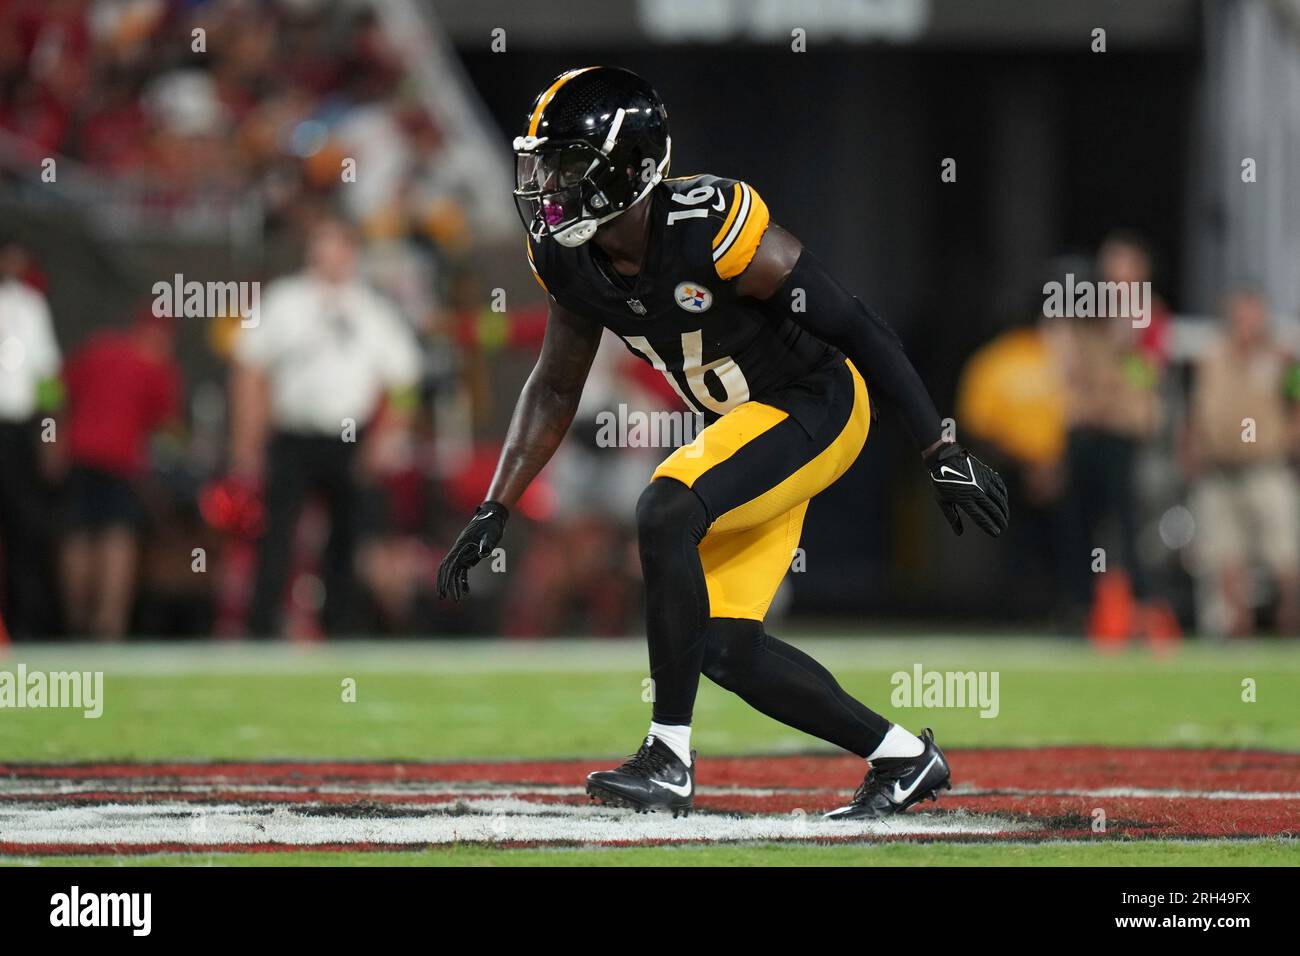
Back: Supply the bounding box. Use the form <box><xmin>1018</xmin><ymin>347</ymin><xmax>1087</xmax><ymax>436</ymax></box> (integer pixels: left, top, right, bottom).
<box><xmin>438</xmin><ymin>67</ymin><xmax>1008</xmax><ymax>819</ymax></box>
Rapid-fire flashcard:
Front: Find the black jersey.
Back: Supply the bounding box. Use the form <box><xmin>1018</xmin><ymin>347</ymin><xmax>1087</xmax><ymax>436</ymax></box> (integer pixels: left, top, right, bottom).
<box><xmin>527</xmin><ymin>174</ymin><xmax>842</xmax><ymax>433</ymax></box>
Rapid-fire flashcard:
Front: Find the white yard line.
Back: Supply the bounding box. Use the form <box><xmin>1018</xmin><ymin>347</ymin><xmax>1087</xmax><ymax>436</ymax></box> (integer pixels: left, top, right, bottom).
<box><xmin>0</xmin><ymin>799</ymin><xmax>1033</xmax><ymax>846</ymax></box>
<box><xmin>950</xmin><ymin>785</ymin><xmax>1300</xmax><ymax>801</ymax></box>
<box><xmin>1</xmin><ymin>779</ymin><xmax>1296</xmax><ymax>801</ymax></box>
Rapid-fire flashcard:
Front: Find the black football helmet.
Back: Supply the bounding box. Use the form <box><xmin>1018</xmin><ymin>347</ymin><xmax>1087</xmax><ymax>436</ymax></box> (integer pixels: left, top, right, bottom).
<box><xmin>513</xmin><ymin>66</ymin><xmax>671</xmax><ymax>247</ymax></box>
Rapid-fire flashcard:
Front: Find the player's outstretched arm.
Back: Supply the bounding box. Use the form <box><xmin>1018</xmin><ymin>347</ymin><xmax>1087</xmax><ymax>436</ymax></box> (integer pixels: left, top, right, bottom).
<box><xmin>437</xmin><ymin>301</ymin><xmax>603</xmax><ymax>600</ymax></box>
<box><xmin>736</xmin><ymin>223</ymin><xmax>1008</xmax><ymax>537</ymax></box>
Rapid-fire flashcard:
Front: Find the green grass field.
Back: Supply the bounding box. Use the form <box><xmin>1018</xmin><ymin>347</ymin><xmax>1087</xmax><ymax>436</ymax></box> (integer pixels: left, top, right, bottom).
<box><xmin>1</xmin><ymin>636</ymin><xmax>1297</xmax><ymax>866</ymax></box>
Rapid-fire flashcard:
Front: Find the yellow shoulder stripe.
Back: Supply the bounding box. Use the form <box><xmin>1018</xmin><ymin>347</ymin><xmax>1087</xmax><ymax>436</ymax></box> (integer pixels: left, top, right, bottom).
<box><xmin>527</xmin><ymin>67</ymin><xmax>595</xmax><ymax>137</ymax></box>
<box><xmin>711</xmin><ymin>183</ymin><xmax>744</xmax><ymax>251</ymax></box>
<box><xmin>525</xmin><ymin>236</ymin><xmax>549</xmax><ymax>293</ymax></box>
<box><xmin>712</xmin><ymin>182</ymin><xmax>769</xmax><ymax>280</ymax></box>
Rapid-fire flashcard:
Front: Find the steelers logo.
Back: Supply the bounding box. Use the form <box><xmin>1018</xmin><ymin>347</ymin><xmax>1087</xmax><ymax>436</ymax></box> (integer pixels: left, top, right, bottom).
<box><xmin>674</xmin><ymin>281</ymin><xmax>713</xmax><ymax>313</ymax></box>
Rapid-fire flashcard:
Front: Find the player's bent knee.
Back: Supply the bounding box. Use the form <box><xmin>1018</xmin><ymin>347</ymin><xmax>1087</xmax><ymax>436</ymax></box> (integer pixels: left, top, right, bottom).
<box><xmin>701</xmin><ymin>617</ymin><xmax>765</xmax><ymax>690</ymax></box>
<box><xmin>635</xmin><ymin>478</ymin><xmax>708</xmax><ymax>549</ymax></box>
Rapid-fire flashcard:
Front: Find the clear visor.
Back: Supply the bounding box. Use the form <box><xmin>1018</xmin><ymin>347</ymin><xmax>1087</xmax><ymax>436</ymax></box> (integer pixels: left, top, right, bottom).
<box><xmin>514</xmin><ymin>143</ymin><xmax>607</xmax><ymax>239</ymax></box>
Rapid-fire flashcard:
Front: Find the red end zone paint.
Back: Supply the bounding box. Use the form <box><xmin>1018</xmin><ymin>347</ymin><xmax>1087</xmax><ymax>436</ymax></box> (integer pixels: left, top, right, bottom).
<box><xmin>0</xmin><ymin>748</ymin><xmax>1295</xmax><ymax>855</ymax></box>
<box><xmin>5</xmin><ymin>746</ymin><xmax>1298</xmax><ymax>790</ymax></box>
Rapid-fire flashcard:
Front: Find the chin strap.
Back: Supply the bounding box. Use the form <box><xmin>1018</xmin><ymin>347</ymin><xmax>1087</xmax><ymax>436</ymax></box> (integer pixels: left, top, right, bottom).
<box><xmin>553</xmin><ymin>219</ymin><xmax>599</xmax><ymax>247</ymax></box>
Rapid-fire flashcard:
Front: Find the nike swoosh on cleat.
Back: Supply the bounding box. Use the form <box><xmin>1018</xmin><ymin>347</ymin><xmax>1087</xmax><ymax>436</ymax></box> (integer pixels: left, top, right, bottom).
<box><xmin>891</xmin><ymin>754</ymin><xmax>941</xmax><ymax>803</ymax></box>
<box><xmin>650</xmin><ymin>778</ymin><xmax>693</xmax><ymax>796</ymax></box>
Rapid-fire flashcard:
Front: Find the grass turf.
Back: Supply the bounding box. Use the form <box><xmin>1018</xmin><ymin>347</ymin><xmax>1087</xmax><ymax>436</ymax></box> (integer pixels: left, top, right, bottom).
<box><xmin>1</xmin><ymin>637</ymin><xmax>1296</xmax><ymax>761</ymax></box>
<box><xmin>1</xmin><ymin>637</ymin><xmax>1296</xmax><ymax>866</ymax></box>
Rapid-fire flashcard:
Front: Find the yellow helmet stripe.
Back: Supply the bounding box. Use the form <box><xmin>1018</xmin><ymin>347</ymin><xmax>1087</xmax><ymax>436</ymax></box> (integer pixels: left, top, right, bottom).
<box><xmin>527</xmin><ymin>67</ymin><xmax>596</xmax><ymax>137</ymax></box>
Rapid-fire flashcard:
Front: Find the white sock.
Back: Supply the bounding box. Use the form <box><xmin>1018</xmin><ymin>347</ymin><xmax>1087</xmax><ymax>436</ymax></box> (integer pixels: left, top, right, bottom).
<box><xmin>648</xmin><ymin>722</ymin><xmax>692</xmax><ymax>766</ymax></box>
<box><xmin>868</xmin><ymin>723</ymin><xmax>925</xmax><ymax>760</ymax></box>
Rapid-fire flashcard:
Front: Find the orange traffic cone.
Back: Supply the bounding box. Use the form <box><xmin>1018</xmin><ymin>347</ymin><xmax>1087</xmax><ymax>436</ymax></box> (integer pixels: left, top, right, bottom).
<box><xmin>1088</xmin><ymin>571</ymin><xmax>1135</xmax><ymax>650</ymax></box>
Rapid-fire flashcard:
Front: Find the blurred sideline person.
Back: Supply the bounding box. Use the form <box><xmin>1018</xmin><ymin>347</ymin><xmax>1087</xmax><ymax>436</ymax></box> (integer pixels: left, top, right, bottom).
<box><xmin>61</xmin><ymin>311</ymin><xmax>181</xmax><ymax>640</ymax></box>
<box><xmin>1056</xmin><ymin>236</ymin><xmax>1171</xmax><ymax>643</ymax></box>
<box><xmin>1099</xmin><ymin>230</ymin><xmax>1172</xmax><ymax>369</ymax></box>
<box><xmin>230</xmin><ymin>218</ymin><xmax>421</xmax><ymax>637</ymax></box>
<box><xmin>438</xmin><ymin>68</ymin><xmax>1008</xmax><ymax>819</ymax></box>
<box><xmin>0</xmin><ymin>241</ymin><xmax>62</xmax><ymax>638</ymax></box>
<box><xmin>956</xmin><ymin>312</ymin><xmax>1070</xmax><ymax>621</ymax></box>
<box><xmin>1185</xmin><ymin>289</ymin><xmax>1300</xmax><ymax>636</ymax></box>
<box><xmin>503</xmin><ymin>332</ymin><xmax>662</xmax><ymax>636</ymax></box>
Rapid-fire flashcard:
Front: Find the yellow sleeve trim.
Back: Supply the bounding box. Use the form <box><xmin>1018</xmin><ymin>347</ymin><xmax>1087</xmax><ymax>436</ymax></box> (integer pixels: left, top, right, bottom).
<box><xmin>711</xmin><ymin>184</ymin><xmax>744</xmax><ymax>250</ymax></box>
<box><xmin>525</xmin><ymin>236</ymin><xmax>549</xmax><ymax>294</ymax></box>
<box><xmin>712</xmin><ymin>182</ymin><xmax>770</xmax><ymax>280</ymax></box>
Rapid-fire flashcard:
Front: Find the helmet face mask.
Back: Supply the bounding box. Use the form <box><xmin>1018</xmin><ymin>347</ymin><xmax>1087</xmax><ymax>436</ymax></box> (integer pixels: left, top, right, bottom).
<box><xmin>514</xmin><ymin>141</ymin><xmax>618</xmax><ymax>246</ymax></box>
<box><xmin>513</xmin><ymin>67</ymin><xmax>671</xmax><ymax>248</ymax></box>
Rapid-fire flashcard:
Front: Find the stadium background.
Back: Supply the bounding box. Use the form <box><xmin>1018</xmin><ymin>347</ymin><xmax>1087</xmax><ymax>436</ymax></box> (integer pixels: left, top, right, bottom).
<box><xmin>2</xmin><ymin>0</ymin><xmax>1299</xmax><ymax>869</ymax></box>
<box><xmin>0</xmin><ymin>0</ymin><xmax>1298</xmax><ymax>642</ymax></box>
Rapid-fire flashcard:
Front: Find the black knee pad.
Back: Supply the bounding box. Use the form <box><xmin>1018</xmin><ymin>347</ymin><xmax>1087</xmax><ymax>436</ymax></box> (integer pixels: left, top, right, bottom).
<box><xmin>635</xmin><ymin>478</ymin><xmax>708</xmax><ymax>551</ymax></box>
<box><xmin>701</xmin><ymin>617</ymin><xmax>766</xmax><ymax>690</ymax></box>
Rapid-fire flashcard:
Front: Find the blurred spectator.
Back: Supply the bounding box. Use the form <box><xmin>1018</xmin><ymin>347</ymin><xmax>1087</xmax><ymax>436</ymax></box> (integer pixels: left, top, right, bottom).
<box><xmin>230</xmin><ymin>217</ymin><xmax>420</xmax><ymax>637</ymax></box>
<box><xmin>1057</xmin><ymin>236</ymin><xmax>1171</xmax><ymax>642</ymax></box>
<box><xmin>0</xmin><ymin>0</ymin><xmax>489</xmax><ymax>254</ymax></box>
<box><xmin>0</xmin><ymin>239</ymin><xmax>61</xmax><ymax>637</ymax></box>
<box><xmin>956</xmin><ymin>311</ymin><xmax>1070</xmax><ymax>620</ymax></box>
<box><xmin>503</xmin><ymin>333</ymin><xmax>660</xmax><ymax>636</ymax></box>
<box><xmin>1185</xmin><ymin>288</ymin><xmax>1300</xmax><ymax>636</ymax></box>
<box><xmin>1098</xmin><ymin>230</ymin><xmax>1173</xmax><ymax>367</ymax></box>
<box><xmin>61</xmin><ymin>310</ymin><xmax>181</xmax><ymax>640</ymax></box>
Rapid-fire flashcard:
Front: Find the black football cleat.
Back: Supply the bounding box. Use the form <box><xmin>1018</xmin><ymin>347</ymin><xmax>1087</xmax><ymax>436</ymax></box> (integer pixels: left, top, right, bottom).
<box><xmin>586</xmin><ymin>735</ymin><xmax>695</xmax><ymax>817</ymax></box>
<box><xmin>824</xmin><ymin>727</ymin><xmax>951</xmax><ymax>820</ymax></box>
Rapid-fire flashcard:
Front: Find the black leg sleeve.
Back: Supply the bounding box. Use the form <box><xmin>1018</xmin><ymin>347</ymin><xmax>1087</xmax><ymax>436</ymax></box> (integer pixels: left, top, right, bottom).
<box><xmin>637</xmin><ymin>478</ymin><xmax>713</xmax><ymax>726</ymax></box>
<box><xmin>701</xmin><ymin>617</ymin><xmax>890</xmax><ymax>757</ymax></box>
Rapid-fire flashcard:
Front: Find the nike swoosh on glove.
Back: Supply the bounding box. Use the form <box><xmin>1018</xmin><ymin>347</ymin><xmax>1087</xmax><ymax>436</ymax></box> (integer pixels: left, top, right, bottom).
<box><xmin>437</xmin><ymin>501</ymin><xmax>509</xmax><ymax>601</ymax></box>
<box><xmin>925</xmin><ymin>443</ymin><xmax>1009</xmax><ymax>537</ymax></box>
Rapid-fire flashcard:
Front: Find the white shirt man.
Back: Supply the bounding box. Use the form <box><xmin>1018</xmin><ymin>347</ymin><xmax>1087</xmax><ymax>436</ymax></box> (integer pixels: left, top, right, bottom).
<box><xmin>230</xmin><ymin>222</ymin><xmax>422</xmax><ymax>637</ymax></box>
<box><xmin>235</xmin><ymin>274</ymin><xmax>420</xmax><ymax>436</ymax></box>
<box><xmin>0</xmin><ymin>275</ymin><xmax>61</xmax><ymax>638</ymax></box>
<box><xmin>0</xmin><ymin>278</ymin><xmax>61</xmax><ymax>424</ymax></box>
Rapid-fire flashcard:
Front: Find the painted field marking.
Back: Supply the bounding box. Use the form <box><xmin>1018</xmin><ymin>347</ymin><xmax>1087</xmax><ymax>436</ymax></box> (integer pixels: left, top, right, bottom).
<box><xmin>2</xmin><ymin>749</ymin><xmax>1294</xmax><ymax>854</ymax></box>
<box><xmin>0</xmin><ymin>798</ymin><xmax>1035</xmax><ymax>847</ymax></box>
<box><xmin>2</xmin><ymin>779</ymin><xmax>1297</xmax><ymax>801</ymax></box>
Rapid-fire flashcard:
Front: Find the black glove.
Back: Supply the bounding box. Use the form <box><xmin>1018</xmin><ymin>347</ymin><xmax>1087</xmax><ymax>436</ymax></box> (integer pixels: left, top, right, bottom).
<box><xmin>925</xmin><ymin>442</ymin><xmax>1009</xmax><ymax>537</ymax></box>
<box><xmin>437</xmin><ymin>501</ymin><xmax>509</xmax><ymax>601</ymax></box>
